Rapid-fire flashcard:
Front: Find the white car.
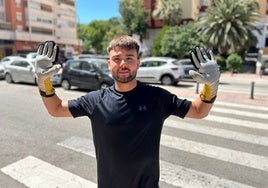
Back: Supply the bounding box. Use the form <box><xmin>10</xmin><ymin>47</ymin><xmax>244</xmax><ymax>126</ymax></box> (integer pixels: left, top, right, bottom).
<box><xmin>0</xmin><ymin>64</ymin><xmax>4</xmax><ymax>79</ymax></box>
<box><xmin>0</xmin><ymin>56</ymin><xmax>25</xmax><ymax>68</ymax></box>
<box><xmin>137</xmin><ymin>57</ymin><xmax>185</xmax><ymax>85</ymax></box>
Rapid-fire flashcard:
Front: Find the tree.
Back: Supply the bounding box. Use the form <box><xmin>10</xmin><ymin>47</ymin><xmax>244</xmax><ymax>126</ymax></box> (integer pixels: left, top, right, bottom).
<box><xmin>119</xmin><ymin>0</ymin><xmax>147</xmax><ymax>40</ymax></box>
<box><xmin>78</xmin><ymin>18</ymin><xmax>125</xmax><ymax>54</ymax></box>
<box><xmin>196</xmin><ymin>0</ymin><xmax>261</xmax><ymax>56</ymax></box>
<box><xmin>152</xmin><ymin>25</ymin><xmax>170</xmax><ymax>56</ymax></box>
<box><xmin>226</xmin><ymin>53</ymin><xmax>243</xmax><ymax>74</ymax></box>
<box><xmin>152</xmin><ymin>0</ymin><xmax>182</xmax><ymax>26</ymax></box>
<box><xmin>160</xmin><ymin>23</ymin><xmax>205</xmax><ymax>58</ymax></box>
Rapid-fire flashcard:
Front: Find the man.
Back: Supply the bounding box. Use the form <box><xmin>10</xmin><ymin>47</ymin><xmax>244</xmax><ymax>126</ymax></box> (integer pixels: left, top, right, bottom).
<box><xmin>35</xmin><ymin>35</ymin><xmax>220</xmax><ymax>188</ymax></box>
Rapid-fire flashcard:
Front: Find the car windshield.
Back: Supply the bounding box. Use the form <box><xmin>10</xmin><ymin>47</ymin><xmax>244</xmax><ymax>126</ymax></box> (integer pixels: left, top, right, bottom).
<box><xmin>91</xmin><ymin>59</ymin><xmax>109</xmax><ymax>73</ymax></box>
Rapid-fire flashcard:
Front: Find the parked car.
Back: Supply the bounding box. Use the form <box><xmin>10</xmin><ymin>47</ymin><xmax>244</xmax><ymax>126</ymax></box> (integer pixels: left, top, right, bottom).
<box><xmin>50</xmin><ymin>66</ymin><xmax>63</xmax><ymax>86</ymax></box>
<box><xmin>0</xmin><ymin>64</ymin><xmax>5</xmax><ymax>79</ymax></box>
<box><xmin>137</xmin><ymin>57</ymin><xmax>185</xmax><ymax>85</ymax></box>
<box><xmin>61</xmin><ymin>58</ymin><xmax>114</xmax><ymax>90</ymax></box>
<box><xmin>0</xmin><ymin>56</ymin><xmax>25</xmax><ymax>68</ymax></box>
<box><xmin>5</xmin><ymin>58</ymin><xmax>36</xmax><ymax>84</ymax></box>
<box><xmin>174</xmin><ymin>58</ymin><xmax>196</xmax><ymax>79</ymax></box>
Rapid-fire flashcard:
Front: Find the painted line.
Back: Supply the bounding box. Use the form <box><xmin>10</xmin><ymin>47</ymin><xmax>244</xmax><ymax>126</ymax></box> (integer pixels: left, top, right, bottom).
<box><xmin>160</xmin><ymin>160</ymin><xmax>254</xmax><ymax>188</ymax></box>
<box><xmin>57</xmin><ymin>136</ymin><xmax>96</xmax><ymax>158</ymax></box>
<box><xmin>161</xmin><ymin>135</ymin><xmax>268</xmax><ymax>172</ymax></box>
<box><xmin>211</xmin><ymin>107</ymin><xmax>268</xmax><ymax>120</ymax></box>
<box><xmin>165</xmin><ymin>118</ymin><xmax>268</xmax><ymax>146</ymax></box>
<box><xmin>58</xmin><ymin>136</ymin><xmax>256</xmax><ymax>187</ymax></box>
<box><xmin>1</xmin><ymin>156</ymin><xmax>97</xmax><ymax>188</ymax></box>
<box><xmin>204</xmin><ymin>115</ymin><xmax>268</xmax><ymax>131</ymax></box>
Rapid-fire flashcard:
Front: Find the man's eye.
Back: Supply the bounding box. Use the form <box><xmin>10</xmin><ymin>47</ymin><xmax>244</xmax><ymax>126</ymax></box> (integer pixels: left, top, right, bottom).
<box><xmin>114</xmin><ymin>58</ymin><xmax>121</xmax><ymax>63</ymax></box>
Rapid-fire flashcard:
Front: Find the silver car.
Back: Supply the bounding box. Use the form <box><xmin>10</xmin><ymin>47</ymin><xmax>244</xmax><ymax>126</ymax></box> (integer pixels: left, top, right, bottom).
<box><xmin>5</xmin><ymin>58</ymin><xmax>36</xmax><ymax>84</ymax></box>
<box><xmin>137</xmin><ymin>57</ymin><xmax>185</xmax><ymax>85</ymax></box>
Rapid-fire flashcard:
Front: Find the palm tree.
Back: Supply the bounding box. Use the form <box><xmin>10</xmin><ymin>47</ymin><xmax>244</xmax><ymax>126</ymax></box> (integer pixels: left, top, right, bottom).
<box><xmin>196</xmin><ymin>0</ymin><xmax>261</xmax><ymax>56</ymax></box>
<box><xmin>152</xmin><ymin>0</ymin><xmax>182</xmax><ymax>26</ymax></box>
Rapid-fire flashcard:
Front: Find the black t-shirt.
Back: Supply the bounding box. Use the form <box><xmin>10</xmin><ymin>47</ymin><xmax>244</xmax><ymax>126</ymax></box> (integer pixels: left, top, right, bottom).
<box><xmin>68</xmin><ymin>82</ymin><xmax>191</xmax><ymax>188</ymax></box>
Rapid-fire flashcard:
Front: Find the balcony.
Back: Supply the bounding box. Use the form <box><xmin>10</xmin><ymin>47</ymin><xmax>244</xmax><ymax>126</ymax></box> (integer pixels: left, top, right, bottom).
<box><xmin>0</xmin><ymin>29</ymin><xmax>15</xmax><ymax>40</ymax></box>
<box><xmin>15</xmin><ymin>31</ymin><xmax>55</xmax><ymax>42</ymax></box>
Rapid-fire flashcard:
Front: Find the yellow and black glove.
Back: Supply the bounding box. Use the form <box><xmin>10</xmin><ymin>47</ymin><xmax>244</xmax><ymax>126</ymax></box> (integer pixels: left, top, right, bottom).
<box><xmin>35</xmin><ymin>41</ymin><xmax>61</xmax><ymax>97</ymax></box>
<box><xmin>189</xmin><ymin>46</ymin><xmax>220</xmax><ymax>103</ymax></box>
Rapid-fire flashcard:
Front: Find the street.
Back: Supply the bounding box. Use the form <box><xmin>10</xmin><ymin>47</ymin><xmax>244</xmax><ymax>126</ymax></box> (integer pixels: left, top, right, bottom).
<box><xmin>0</xmin><ymin>77</ymin><xmax>268</xmax><ymax>188</ymax></box>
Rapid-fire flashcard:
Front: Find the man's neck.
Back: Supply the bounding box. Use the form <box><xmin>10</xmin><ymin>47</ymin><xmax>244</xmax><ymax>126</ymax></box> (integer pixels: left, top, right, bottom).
<box><xmin>114</xmin><ymin>80</ymin><xmax>137</xmax><ymax>92</ymax></box>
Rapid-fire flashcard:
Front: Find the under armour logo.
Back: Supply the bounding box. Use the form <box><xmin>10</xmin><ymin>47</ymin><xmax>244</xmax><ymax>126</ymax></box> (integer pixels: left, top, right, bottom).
<box><xmin>139</xmin><ymin>105</ymin><xmax>147</xmax><ymax>111</ymax></box>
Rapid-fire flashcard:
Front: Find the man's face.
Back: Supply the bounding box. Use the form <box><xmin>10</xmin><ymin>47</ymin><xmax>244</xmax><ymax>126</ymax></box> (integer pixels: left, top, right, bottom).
<box><xmin>107</xmin><ymin>47</ymin><xmax>140</xmax><ymax>84</ymax></box>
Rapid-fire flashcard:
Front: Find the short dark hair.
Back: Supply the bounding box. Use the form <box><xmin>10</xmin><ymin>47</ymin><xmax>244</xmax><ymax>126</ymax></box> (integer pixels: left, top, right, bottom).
<box><xmin>107</xmin><ymin>35</ymin><xmax>140</xmax><ymax>56</ymax></box>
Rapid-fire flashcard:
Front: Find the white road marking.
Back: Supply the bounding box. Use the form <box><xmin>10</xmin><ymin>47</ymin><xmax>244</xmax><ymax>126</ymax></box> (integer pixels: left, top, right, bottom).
<box><xmin>211</xmin><ymin>106</ymin><xmax>268</xmax><ymax>120</ymax></box>
<box><xmin>1</xmin><ymin>156</ymin><xmax>97</xmax><ymax>188</ymax></box>
<box><xmin>161</xmin><ymin>135</ymin><xmax>268</xmax><ymax>172</ymax></box>
<box><xmin>165</xmin><ymin>118</ymin><xmax>268</xmax><ymax>146</ymax></box>
<box><xmin>160</xmin><ymin>160</ymin><xmax>254</xmax><ymax>188</ymax></box>
<box><xmin>57</xmin><ymin>136</ymin><xmax>255</xmax><ymax>187</ymax></box>
<box><xmin>57</xmin><ymin>136</ymin><xmax>96</xmax><ymax>158</ymax></box>
<box><xmin>204</xmin><ymin>115</ymin><xmax>268</xmax><ymax>131</ymax></box>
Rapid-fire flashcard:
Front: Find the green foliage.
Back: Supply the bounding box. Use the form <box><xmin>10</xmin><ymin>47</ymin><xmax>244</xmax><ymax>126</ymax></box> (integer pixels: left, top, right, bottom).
<box><xmin>78</xmin><ymin>18</ymin><xmax>124</xmax><ymax>54</ymax></box>
<box><xmin>216</xmin><ymin>55</ymin><xmax>226</xmax><ymax>71</ymax></box>
<box><xmin>196</xmin><ymin>0</ymin><xmax>261</xmax><ymax>56</ymax></box>
<box><xmin>152</xmin><ymin>25</ymin><xmax>170</xmax><ymax>56</ymax></box>
<box><xmin>226</xmin><ymin>53</ymin><xmax>243</xmax><ymax>73</ymax></box>
<box><xmin>160</xmin><ymin>23</ymin><xmax>205</xmax><ymax>58</ymax></box>
<box><xmin>152</xmin><ymin>0</ymin><xmax>182</xmax><ymax>26</ymax></box>
<box><xmin>119</xmin><ymin>0</ymin><xmax>147</xmax><ymax>39</ymax></box>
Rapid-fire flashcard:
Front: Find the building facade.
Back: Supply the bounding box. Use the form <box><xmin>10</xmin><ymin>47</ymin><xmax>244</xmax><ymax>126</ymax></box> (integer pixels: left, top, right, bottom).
<box><xmin>0</xmin><ymin>0</ymin><xmax>81</xmax><ymax>59</ymax></box>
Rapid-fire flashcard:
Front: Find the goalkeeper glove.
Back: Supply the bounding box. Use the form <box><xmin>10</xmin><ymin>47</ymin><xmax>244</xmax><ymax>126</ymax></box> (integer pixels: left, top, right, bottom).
<box><xmin>35</xmin><ymin>41</ymin><xmax>61</xmax><ymax>97</ymax></box>
<box><xmin>189</xmin><ymin>46</ymin><xmax>220</xmax><ymax>103</ymax></box>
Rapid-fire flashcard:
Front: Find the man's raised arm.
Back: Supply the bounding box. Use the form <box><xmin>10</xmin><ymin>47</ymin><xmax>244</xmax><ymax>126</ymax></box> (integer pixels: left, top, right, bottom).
<box><xmin>35</xmin><ymin>41</ymin><xmax>72</xmax><ymax>117</ymax></box>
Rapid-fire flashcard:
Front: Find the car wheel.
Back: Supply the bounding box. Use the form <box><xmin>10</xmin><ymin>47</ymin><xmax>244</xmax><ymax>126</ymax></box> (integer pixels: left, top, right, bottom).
<box><xmin>99</xmin><ymin>82</ymin><xmax>109</xmax><ymax>89</ymax></box>
<box><xmin>61</xmin><ymin>79</ymin><xmax>71</xmax><ymax>90</ymax></box>
<box><xmin>161</xmin><ymin>75</ymin><xmax>173</xmax><ymax>85</ymax></box>
<box><xmin>5</xmin><ymin>73</ymin><xmax>13</xmax><ymax>83</ymax></box>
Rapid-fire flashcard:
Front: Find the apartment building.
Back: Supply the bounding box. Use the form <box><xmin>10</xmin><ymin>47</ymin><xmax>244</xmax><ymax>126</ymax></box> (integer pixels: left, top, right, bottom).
<box><xmin>0</xmin><ymin>0</ymin><xmax>81</xmax><ymax>59</ymax></box>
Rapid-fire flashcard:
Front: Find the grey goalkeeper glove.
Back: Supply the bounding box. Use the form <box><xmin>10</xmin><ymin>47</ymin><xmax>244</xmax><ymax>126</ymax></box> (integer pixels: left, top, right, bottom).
<box><xmin>35</xmin><ymin>41</ymin><xmax>61</xmax><ymax>97</ymax></box>
<box><xmin>189</xmin><ymin>46</ymin><xmax>220</xmax><ymax>103</ymax></box>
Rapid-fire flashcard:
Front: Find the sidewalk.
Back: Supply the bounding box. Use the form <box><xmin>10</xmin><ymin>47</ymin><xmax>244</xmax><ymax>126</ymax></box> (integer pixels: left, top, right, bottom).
<box><xmin>164</xmin><ymin>73</ymin><xmax>268</xmax><ymax>106</ymax></box>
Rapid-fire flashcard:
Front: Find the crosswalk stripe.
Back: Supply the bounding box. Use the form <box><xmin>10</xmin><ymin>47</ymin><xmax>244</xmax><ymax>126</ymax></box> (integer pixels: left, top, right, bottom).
<box><xmin>205</xmin><ymin>115</ymin><xmax>268</xmax><ymax>131</ymax></box>
<box><xmin>57</xmin><ymin>136</ymin><xmax>96</xmax><ymax>158</ymax></box>
<box><xmin>211</xmin><ymin>107</ymin><xmax>268</xmax><ymax>120</ymax></box>
<box><xmin>161</xmin><ymin>135</ymin><xmax>268</xmax><ymax>172</ymax></box>
<box><xmin>160</xmin><ymin>160</ymin><xmax>254</xmax><ymax>188</ymax></box>
<box><xmin>57</xmin><ymin>136</ymin><xmax>256</xmax><ymax>187</ymax></box>
<box><xmin>165</xmin><ymin>118</ymin><xmax>268</xmax><ymax>146</ymax></box>
<box><xmin>1</xmin><ymin>156</ymin><xmax>97</xmax><ymax>188</ymax></box>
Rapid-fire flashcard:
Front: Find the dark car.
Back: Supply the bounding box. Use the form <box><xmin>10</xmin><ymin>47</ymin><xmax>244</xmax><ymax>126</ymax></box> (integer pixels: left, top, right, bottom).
<box><xmin>61</xmin><ymin>58</ymin><xmax>114</xmax><ymax>90</ymax></box>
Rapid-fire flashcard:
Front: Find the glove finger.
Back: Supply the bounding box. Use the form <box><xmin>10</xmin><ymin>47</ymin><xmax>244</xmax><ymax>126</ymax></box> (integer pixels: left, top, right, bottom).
<box><xmin>196</xmin><ymin>47</ymin><xmax>206</xmax><ymax>63</ymax></box>
<box><xmin>46</xmin><ymin>41</ymin><xmax>55</xmax><ymax>58</ymax></box>
<box><xmin>37</xmin><ymin>42</ymin><xmax>44</xmax><ymax>56</ymax></box>
<box><xmin>189</xmin><ymin>70</ymin><xmax>206</xmax><ymax>83</ymax></box>
<box><xmin>51</xmin><ymin>45</ymin><xmax>59</xmax><ymax>63</ymax></box>
<box><xmin>189</xmin><ymin>49</ymin><xmax>201</xmax><ymax>69</ymax></box>
<box><xmin>208</xmin><ymin>49</ymin><xmax>215</xmax><ymax>61</ymax></box>
<box><xmin>42</xmin><ymin>64</ymin><xmax>61</xmax><ymax>77</ymax></box>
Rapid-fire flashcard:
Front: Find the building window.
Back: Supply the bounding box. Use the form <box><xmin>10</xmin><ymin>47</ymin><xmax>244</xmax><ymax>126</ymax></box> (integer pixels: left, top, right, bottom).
<box><xmin>16</xmin><ymin>12</ymin><xmax>22</xmax><ymax>21</ymax></box>
<box><xmin>16</xmin><ymin>0</ymin><xmax>21</xmax><ymax>8</ymax></box>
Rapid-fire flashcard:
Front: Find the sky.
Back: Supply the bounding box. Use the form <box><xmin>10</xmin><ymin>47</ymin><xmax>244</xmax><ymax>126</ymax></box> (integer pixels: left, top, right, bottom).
<box><xmin>76</xmin><ymin>0</ymin><xmax>121</xmax><ymax>24</ymax></box>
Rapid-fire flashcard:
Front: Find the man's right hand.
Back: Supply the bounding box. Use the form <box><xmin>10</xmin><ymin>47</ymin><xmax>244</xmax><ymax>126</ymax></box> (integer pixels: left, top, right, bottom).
<box><xmin>35</xmin><ymin>41</ymin><xmax>61</xmax><ymax>96</ymax></box>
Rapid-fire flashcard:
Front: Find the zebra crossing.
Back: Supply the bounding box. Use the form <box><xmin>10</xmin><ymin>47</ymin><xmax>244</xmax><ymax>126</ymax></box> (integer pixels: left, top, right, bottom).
<box><xmin>1</xmin><ymin>101</ymin><xmax>268</xmax><ymax>188</ymax></box>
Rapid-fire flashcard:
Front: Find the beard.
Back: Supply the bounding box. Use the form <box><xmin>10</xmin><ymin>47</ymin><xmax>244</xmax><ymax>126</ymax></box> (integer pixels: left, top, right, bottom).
<box><xmin>112</xmin><ymin>68</ymin><xmax>137</xmax><ymax>83</ymax></box>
